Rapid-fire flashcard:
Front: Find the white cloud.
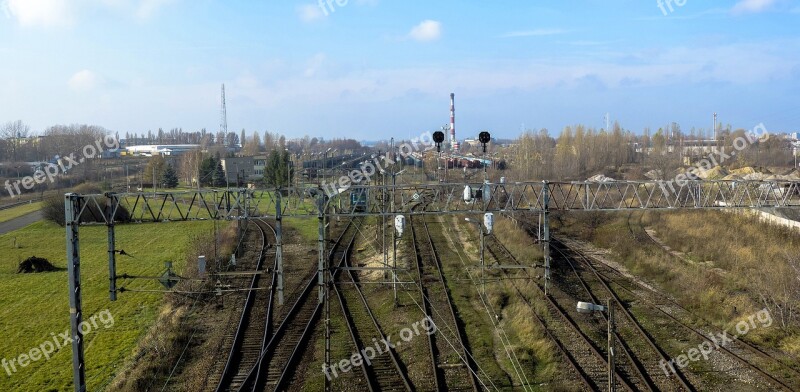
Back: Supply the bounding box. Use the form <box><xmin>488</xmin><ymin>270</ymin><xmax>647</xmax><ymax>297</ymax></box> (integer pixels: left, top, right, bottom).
<box><xmin>4</xmin><ymin>0</ymin><xmax>73</xmax><ymax>27</ymax></box>
<box><xmin>298</xmin><ymin>4</ymin><xmax>325</xmax><ymax>23</ymax></box>
<box><xmin>134</xmin><ymin>0</ymin><xmax>175</xmax><ymax>19</ymax></box>
<box><xmin>408</xmin><ymin>20</ymin><xmax>441</xmax><ymax>42</ymax></box>
<box><xmin>68</xmin><ymin>70</ymin><xmax>102</xmax><ymax>92</ymax></box>
<box><xmin>3</xmin><ymin>0</ymin><xmax>175</xmax><ymax>26</ymax></box>
<box><xmin>304</xmin><ymin>53</ymin><xmax>328</xmax><ymax>77</ymax></box>
<box><xmin>501</xmin><ymin>29</ymin><xmax>568</xmax><ymax>38</ymax></box>
<box><xmin>731</xmin><ymin>0</ymin><xmax>778</xmax><ymax>14</ymax></box>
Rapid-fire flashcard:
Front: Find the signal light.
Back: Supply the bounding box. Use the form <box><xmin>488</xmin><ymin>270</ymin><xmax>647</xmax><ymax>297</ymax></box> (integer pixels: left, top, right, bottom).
<box><xmin>433</xmin><ymin>131</ymin><xmax>445</xmax><ymax>152</ymax></box>
<box><xmin>479</xmin><ymin>131</ymin><xmax>491</xmax><ymax>153</ymax></box>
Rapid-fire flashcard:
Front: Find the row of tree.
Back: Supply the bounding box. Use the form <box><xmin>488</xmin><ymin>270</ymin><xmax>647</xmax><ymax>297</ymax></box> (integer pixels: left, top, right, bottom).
<box><xmin>507</xmin><ymin>123</ymin><xmax>793</xmax><ymax>182</ymax></box>
<box><xmin>143</xmin><ymin>156</ymin><xmax>180</xmax><ymax>188</ymax></box>
<box><xmin>0</xmin><ymin>121</ymin><xmax>114</xmax><ymax>163</ymax></box>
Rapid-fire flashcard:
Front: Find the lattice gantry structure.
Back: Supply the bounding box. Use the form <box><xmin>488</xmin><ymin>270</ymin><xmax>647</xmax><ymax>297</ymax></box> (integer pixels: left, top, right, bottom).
<box><xmin>65</xmin><ymin>180</ymin><xmax>800</xmax><ymax>224</ymax></box>
<box><xmin>63</xmin><ymin>179</ymin><xmax>800</xmax><ymax>391</ymax></box>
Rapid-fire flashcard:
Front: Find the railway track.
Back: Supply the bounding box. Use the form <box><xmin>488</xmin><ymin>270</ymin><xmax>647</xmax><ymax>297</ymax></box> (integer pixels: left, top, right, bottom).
<box><xmin>619</xmin><ymin>212</ymin><xmax>800</xmax><ymax>390</ymax></box>
<box><xmin>510</xmin><ymin>213</ymin><xmax>800</xmax><ymax>391</ymax></box>
<box><xmin>550</xmin><ymin>238</ymin><xmax>696</xmax><ymax>392</ymax></box>
<box><xmin>236</xmin><ymin>220</ymin><xmax>358</xmax><ymax>391</ymax></box>
<box><xmin>409</xmin><ymin>210</ymin><xmax>481</xmax><ymax>391</ymax></box>
<box><xmin>482</xmin><ymin>229</ymin><xmax>634</xmax><ymax>391</ymax></box>
<box><xmin>216</xmin><ymin>219</ymin><xmax>276</xmax><ymax>391</ymax></box>
<box><xmin>331</xmin><ymin>218</ymin><xmax>413</xmax><ymax>391</ymax></box>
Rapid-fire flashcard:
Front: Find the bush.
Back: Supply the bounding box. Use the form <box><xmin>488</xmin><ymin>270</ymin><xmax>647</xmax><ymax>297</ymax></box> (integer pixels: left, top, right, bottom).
<box><xmin>17</xmin><ymin>256</ymin><xmax>56</xmax><ymax>273</ymax></box>
<box><xmin>43</xmin><ymin>183</ymin><xmax>131</xmax><ymax>226</ymax></box>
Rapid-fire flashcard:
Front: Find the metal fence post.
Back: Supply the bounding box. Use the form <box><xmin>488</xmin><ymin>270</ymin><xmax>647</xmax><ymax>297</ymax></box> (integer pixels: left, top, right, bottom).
<box><xmin>65</xmin><ymin>193</ymin><xmax>86</xmax><ymax>392</ymax></box>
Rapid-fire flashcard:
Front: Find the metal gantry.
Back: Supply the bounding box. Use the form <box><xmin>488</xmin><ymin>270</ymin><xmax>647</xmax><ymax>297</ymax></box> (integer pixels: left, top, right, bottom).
<box><xmin>63</xmin><ymin>179</ymin><xmax>800</xmax><ymax>391</ymax></box>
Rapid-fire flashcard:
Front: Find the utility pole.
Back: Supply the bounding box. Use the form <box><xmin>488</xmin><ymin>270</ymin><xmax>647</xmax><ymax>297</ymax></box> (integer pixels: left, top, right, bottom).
<box><xmin>317</xmin><ymin>190</ymin><xmax>329</xmax><ymax>392</ymax></box>
<box><xmin>276</xmin><ymin>190</ymin><xmax>284</xmax><ymax>304</ymax></box>
<box><xmin>480</xmin><ymin>223</ymin><xmax>485</xmax><ymax>296</ymax></box>
<box><xmin>65</xmin><ymin>194</ymin><xmax>86</xmax><ymax>392</ymax></box>
<box><xmin>107</xmin><ymin>194</ymin><xmax>117</xmax><ymax>301</ymax></box>
<box><xmin>543</xmin><ymin>181</ymin><xmax>550</xmax><ymax>296</ymax></box>
<box><xmin>390</xmin><ymin>138</ymin><xmax>396</xmax><ymax>306</ymax></box>
<box><xmin>713</xmin><ymin>112</ymin><xmax>718</xmax><ymax>143</ymax></box>
<box><xmin>153</xmin><ymin>167</ymin><xmax>156</xmax><ymax>198</ymax></box>
<box><xmin>608</xmin><ymin>299</ymin><xmax>616</xmax><ymax>392</ymax></box>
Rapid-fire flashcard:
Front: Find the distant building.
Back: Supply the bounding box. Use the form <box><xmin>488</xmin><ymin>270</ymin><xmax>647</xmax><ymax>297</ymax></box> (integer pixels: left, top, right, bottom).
<box><xmin>125</xmin><ymin>144</ymin><xmax>200</xmax><ymax>156</ymax></box>
<box><xmin>221</xmin><ymin>155</ymin><xmax>269</xmax><ymax>184</ymax></box>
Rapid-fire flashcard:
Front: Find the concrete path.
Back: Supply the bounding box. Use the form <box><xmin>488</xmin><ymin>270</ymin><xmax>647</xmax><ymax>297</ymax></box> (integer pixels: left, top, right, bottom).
<box><xmin>0</xmin><ymin>211</ymin><xmax>43</xmax><ymax>235</ymax></box>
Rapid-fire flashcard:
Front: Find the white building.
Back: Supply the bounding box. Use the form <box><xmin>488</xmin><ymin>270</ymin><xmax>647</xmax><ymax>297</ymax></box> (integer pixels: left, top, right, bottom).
<box><xmin>125</xmin><ymin>144</ymin><xmax>200</xmax><ymax>156</ymax></box>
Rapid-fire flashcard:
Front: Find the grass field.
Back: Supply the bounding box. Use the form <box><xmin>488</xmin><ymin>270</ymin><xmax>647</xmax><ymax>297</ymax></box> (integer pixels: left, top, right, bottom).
<box><xmin>0</xmin><ymin>202</ymin><xmax>42</xmax><ymax>223</ymax></box>
<box><xmin>0</xmin><ymin>219</ymin><xmax>217</xmax><ymax>391</ymax></box>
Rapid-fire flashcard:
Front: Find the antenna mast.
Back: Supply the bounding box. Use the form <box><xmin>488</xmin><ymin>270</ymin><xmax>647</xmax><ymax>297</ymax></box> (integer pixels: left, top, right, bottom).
<box><xmin>220</xmin><ymin>84</ymin><xmax>228</xmax><ymax>136</ymax></box>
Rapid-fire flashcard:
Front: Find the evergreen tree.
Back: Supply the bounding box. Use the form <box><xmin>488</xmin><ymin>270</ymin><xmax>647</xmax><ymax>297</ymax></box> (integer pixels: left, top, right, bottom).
<box><xmin>263</xmin><ymin>149</ymin><xmax>293</xmax><ymax>187</ymax></box>
<box><xmin>263</xmin><ymin>150</ymin><xmax>281</xmax><ymax>187</ymax></box>
<box><xmin>144</xmin><ymin>155</ymin><xmax>167</xmax><ymax>187</ymax></box>
<box><xmin>199</xmin><ymin>156</ymin><xmax>217</xmax><ymax>186</ymax></box>
<box><xmin>161</xmin><ymin>164</ymin><xmax>179</xmax><ymax>188</ymax></box>
<box><xmin>212</xmin><ymin>160</ymin><xmax>227</xmax><ymax>187</ymax></box>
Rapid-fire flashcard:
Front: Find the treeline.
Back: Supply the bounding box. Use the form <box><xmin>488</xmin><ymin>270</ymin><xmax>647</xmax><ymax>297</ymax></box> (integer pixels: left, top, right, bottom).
<box><xmin>510</xmin><ymin>123</ymin><xmax>638</xmax><ymax>180</ymax></box>
<box><xmin>124</xmin><ymin>128</ymin><xmax>237</xmax><ymax>147</ymax></box>
<box><xmin>509</xmin><ymin>123</ymin><xmax>794</xmax><ymax>181</ymax></box>
<box><xmin>0</xmin><ymin>121</ymin><xmax>112</xmax><ymax>163</ymax></box>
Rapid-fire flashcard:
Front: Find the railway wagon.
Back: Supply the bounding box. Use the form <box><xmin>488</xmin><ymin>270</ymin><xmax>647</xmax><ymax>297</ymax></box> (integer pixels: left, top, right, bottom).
<box><xmin>349</xmin><ymin>187</ymin><xmax>369</xmax><ymax>212</ymax></box>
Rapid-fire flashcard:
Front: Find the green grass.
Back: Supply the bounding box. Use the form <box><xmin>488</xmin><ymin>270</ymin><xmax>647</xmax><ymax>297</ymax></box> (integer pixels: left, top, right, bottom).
<box><xmin>0</xmin><ymin>202</ymin><xmax>42</xmax><ymax>223</ymax></box>
<box><xmin>0</xmin><ymin>219</ymin><xmax>217</xmax><ymax>391</ymax></box>
<box><xmin>285</xmin><ymin>217</ymin><xmax>320</xmax><ymax>242</ymax></box>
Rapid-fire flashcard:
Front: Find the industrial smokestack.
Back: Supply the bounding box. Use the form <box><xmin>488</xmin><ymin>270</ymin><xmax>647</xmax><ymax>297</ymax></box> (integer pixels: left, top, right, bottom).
<box><xmin>450</xmin><ymin>93</ymin><xmax>459</xmax><ymax>151</ymax></box>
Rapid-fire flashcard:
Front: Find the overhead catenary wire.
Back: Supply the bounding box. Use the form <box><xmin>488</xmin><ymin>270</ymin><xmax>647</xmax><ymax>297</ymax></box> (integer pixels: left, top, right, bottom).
<box><xmin>435</xmin><ymin>214</ymin><xmax>533</xmax><ymax>391</ymax></box>
<box><xmin>397</xmin><ymin>213</ymin><xmax>500</xmax><ymax>391</ymax></box>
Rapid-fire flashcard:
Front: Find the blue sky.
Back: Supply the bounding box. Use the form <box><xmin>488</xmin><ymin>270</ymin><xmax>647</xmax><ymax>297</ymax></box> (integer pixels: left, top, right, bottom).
<box><xmin>1</xmin><ymin>0</ymin><xmax>799</xmax><ymax>140</ymax></box>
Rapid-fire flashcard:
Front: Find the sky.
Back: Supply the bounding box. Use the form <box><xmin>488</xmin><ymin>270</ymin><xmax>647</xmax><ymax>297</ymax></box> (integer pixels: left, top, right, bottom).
<box><xmin>0</xmin><ymin>0</ymin><xmax>799</xmax><ymax>141</ymax></box>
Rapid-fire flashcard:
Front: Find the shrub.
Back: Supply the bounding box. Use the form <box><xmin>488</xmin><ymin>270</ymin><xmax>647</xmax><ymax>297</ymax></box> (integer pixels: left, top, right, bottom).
<box><xmin>43</xmin><ymin>183</ymin><xmax>131</xmax><ymax>226</ymax></box>
<box><xmin>17</xmin><ymin>256</ymin><xmax>56</xmax><ymax>273</ymax></box>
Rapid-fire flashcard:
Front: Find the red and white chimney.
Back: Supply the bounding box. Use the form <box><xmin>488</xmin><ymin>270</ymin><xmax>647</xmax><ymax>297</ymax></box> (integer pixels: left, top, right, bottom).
<box><xmin>450</xmin><ymin>93</ymin><xmax>460</xmax><ymax>151</ymax></box>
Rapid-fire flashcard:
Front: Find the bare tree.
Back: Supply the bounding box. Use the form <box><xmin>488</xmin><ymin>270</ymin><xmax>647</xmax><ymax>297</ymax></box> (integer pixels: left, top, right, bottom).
<box><xmin>241</xmin><ymin>133</ymin><xmax>261</xmax><ymax>156</ymax></box>
<box><xmin>179</xmin><ymin>150</ymin><xmax>202</xmax><ymax>186</ymax></box>
<box><xmin>1</xmin><ymin>120</ymin><xmax>30</xmax><ymax>162</ymax></box>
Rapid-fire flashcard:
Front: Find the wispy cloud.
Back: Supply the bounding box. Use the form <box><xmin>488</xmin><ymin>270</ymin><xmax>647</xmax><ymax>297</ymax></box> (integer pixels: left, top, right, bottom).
<box><xmin>731</xmin><ymin>0</ymin><xmax>778</xmax><ymax>14</ymax></box>
<box><xmin>297</xmin><ymin>3</ymin><xmax>325</xmax><ymax>23</ymax></box>
<box><xmin>68</xmin><ymin>70</ymin><xmax>104</xmax><ymax>92</ymax></box>
<box><xmin>133</xmin><ymin>0</ymin><xmax>175</xmax><ymax>19</ymax></box>
<box><xmin>4</xmin><ymin>0</ymin><xmax>73</xmax><ymax>27</ymax></box>
<box><xmin>635</xmin><ymin>8</ymin><xmax>727</xmax><ymax>21</ymax></box>
<box><xmin>501</xmin><ymin>29</ymin><xmax>568</xmax><ymax>38</ymax></box>
<box><xmin>304</xmin><ymin>53</ymin><xmax>328</xmax><ymax>77</ymax></box>
<box><xmin>562</xmin><ymin>40</ymin><xmax>621</xmax><ymax>47</ymax></box>
<box><xmin>3</xmin><ymin>0</ymin><xmax>177</xmax><ymax>27</ymax></box>
<box><xmin>408</xmin><ymin>20</ymin><xmax>442</xmax><ymax>42</ymax></box>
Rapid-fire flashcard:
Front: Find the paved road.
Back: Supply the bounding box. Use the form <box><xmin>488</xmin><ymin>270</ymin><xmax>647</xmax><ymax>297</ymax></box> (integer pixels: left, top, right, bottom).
<box><xmin>0</xmin><ymin>211</ymin><xmax>43</xmax><ymax>236</ymax></box>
